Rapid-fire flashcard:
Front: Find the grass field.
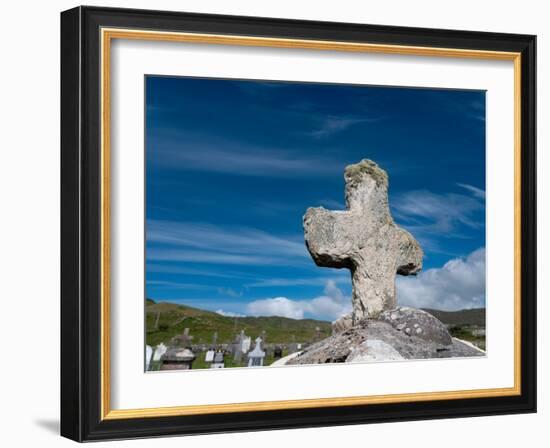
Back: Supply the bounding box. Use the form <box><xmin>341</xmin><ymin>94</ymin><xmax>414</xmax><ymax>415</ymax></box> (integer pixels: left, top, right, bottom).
<box><xmin>145</xmin><ymin>299</ymin><xmax>331</xmax><ymax>348</ymax></box>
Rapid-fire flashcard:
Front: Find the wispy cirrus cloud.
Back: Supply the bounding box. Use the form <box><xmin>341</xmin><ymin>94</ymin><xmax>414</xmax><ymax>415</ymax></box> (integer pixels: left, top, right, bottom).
<box><xmin>147</xmin><ymin>220</ymin><xmax>308</xmax><ymax>266</ymax></box>
<box><xmin>147</xmin><ymin>280</ymin><xmax>213</xmax><ymax>290</ymax></box>
<box><xmin>456</xmin><ymin>183</ymin><xmax>486</xmax><ymax>199</ymax></box>
<box><xmin>149</xmin><ymin>133</ymin><xmax>342</xmax><ymax>178</ymax></box>
<box><xmin>147</xmin><ymin>248</ymin><xmax>290</xmax><ymax>266</ymax></box>
<box><xmin>391</xmin><ymin>185</ymin><xmax>485</xmax><ymax>255</ymax></box>
<box><xmin>217</xmin><ymin>287</ymin><xmax>242</xmax><ymax>298</ymax></box>
<box><xmin>304</xmin><ymin>116</ymin><xmax>380</xmax><ymax>139</ymax></box>
<box><xmin>146</xmin><ymin>263</ymin><xmax>255</xmax><ymax>279</ymax></box>
<box><xmin>392</xmin><ymin>189</ymin><xmax>484</xmax><ymax>234</ymax></box>
<box><xmin>245</xmin><ymin>272</ymin><xmax>349</xmax><ymax>288</ymax></box>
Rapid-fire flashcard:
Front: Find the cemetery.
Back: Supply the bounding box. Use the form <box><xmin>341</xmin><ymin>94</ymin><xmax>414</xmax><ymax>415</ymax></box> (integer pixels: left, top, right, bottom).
<box><xmin>146</xmin><ymin>326</ymin><xmax>308</xmax><ymax>371</ymax></box>
<box><xmin>145</xmin><ymin>298</ymin><xmax>330</xmax><ymax>371</ymax></box>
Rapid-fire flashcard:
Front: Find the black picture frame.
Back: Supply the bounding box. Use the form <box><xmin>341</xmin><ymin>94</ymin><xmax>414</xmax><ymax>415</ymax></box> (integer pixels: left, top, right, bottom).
<box><xmin>61</xmin><ymin>5</ymin><xmax>536</xmax><ymax>442</ymax></box>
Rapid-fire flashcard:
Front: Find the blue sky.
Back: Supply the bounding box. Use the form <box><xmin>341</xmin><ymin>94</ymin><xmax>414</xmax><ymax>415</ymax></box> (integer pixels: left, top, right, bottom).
<box><xmin>145</xmin><ymin>76</ymin><xmax>486</xmax><ymax>320</ymax></box>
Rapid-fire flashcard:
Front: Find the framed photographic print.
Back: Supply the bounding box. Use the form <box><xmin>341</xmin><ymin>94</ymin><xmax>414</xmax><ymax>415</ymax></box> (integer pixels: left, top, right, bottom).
<box><xmin>60</xmin><ymin>6</ymin><xmax>536</xmax><ymax>442</ymax></box>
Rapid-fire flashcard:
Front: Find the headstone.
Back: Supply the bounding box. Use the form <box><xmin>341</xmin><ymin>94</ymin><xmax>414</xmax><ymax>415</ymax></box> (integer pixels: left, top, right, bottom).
<box><xmin>304</xmin><ymin>159</ymin><xmax>423</xmax><ymax>322</ymax></box>
<box><xmin>182</xmin><ymin>328</ymin><xmax>191</xmax><ymax>346</ymax></box>
<box><xmin>153</xmin><ymin>342</ymin><xmax>167</xmax><ymax>361</ymax></box>
<box><xmin>273</xmin><ymin>346</ymin><xmax>283</xmax><ymax>359</ymax></box>
<box><xmin>288</xmin><ymin>343</ymin><xmax>299</xmax><ymax>353</ymax></box>
<box><xmin>241</xmin><ymin>335</ymin><xmax>251</xmax><ymax>353</ymax></box>
<box><xmin>233</xmin><ymin>330</ymin><xmax>251</xmax><ymax>362</ymax></box>
<box><xmin>212</xmin><ymin>331</ymin><xmax>218</xmax><ymax>348</ymax></box>
<box><xmin>145</xmin><ymin>345</ymin><xmax>153</xmax><ymax>370</ymax></box>
<box><xmin>172</xmin><ymin>327</ymin><xmax>193</xmax><ymax>347</ymax></box>
<box><xmin>211</xmin><ymin>351</ymin><xmax>225</xmax><ymax>369</ymax></box>
<box><xmin>205</xmin><ymin>349</ymin><xmax>215</xmax><ymax>363</ymax></box>
<box><xmin>247</xmin><ymin>337</ymin><xmax>266</xmax><ymax>367</ymax></box>
<box><xmin>160</xmin><ymin>347</ymin><xmax>196</xmax><ymax>370</ymax></box>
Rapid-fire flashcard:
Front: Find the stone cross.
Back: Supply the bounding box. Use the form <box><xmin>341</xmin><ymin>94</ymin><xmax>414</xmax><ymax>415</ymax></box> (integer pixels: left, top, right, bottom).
<box><xmin>212</xmin><ymin>331</ymin><xmax>218</xmax><ymax>347</ymax></box>
<box><xmin>182</xmin><ymin>327</ymin><xmax>191</xmax><ymax>346</ymax></box>
<box><xmin>247</xmin><ymin>337</ymin><xmax>266</xmax><ymax>367</ymax></box>
<box><xmin>304</xmin><ymin>159</ymin><xmax>423</xmax><ymax>322</ymax></box>
<box><xmin>173</xmin><ymin>327</ymin><xmax>193</xmax><ymax>347</ymax></box>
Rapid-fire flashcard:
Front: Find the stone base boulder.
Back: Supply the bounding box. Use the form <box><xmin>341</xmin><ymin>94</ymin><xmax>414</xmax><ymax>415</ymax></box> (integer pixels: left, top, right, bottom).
<box><xmin>331</xmin><ymin>314</ymin><xmax>353</xmax><ymax>335</ymax></box>
<box><xmin>287</xmin><ymin>307</ymin><xmax>484</xmax><ymax>365</ymax></box>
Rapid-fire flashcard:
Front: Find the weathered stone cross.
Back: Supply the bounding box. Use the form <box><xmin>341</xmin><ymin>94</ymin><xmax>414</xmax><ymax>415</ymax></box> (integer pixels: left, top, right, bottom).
<box><xmin>304</xmin><ymin>159</ymin><xmax>423</xmax><ymax>323</ymax></box>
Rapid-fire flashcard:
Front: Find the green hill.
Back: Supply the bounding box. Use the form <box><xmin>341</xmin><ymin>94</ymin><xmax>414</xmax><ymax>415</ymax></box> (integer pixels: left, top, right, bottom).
<box><xmin>146</xmin><ymin>301</ymin><xmax>486</xmax><ymax>348</ymax></box>
<box><xmin>146</xmin><ymin>301</ymin><xmax>332</xmax><ymax>347</ymax></box>
<box><xmin>423</xmin><ymin>308</ymin><xmax>485</xmax><ymax>327</ymax></box>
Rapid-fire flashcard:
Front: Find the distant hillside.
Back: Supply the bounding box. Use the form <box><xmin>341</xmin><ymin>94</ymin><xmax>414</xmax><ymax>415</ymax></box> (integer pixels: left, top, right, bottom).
<box><xmin>423</xmin><ymin>308</ymin><xmax>485</xmax><ymax>327</ymax></box>
<box><xmin>146</xmin><ymin>301</ymin><xmax>486</xmax><ymax>347</ymax></box>
<box><xmin>146</xmin><ymin>301</ymin><xmax>332</xmax><ymax>347</ymax></box>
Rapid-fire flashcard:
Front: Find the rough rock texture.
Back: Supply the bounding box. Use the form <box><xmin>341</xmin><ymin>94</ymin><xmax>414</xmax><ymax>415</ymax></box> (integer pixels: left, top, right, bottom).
<box><xmin>287</xmin><ymin>308</ymin><xmax>484</xmax><ymax>365</ymax></box>
<box><xmin>377</xmin><ymin>306</ymin><xmax>452</xmax><ymax>346</ymax></box>
<box><xmin>332</xmin><ymin>314</ymin><xmax>353</xmax><ymax>335</ymax></box>
<box><xmin>347</xmin><ymin>339</ymin><xmax>404</xmax><ymax>362</ymax></box>
<box><xmin>304</xmin><ymin>159</ymin><xmax>423</xmax><ymax>322</ymax></box>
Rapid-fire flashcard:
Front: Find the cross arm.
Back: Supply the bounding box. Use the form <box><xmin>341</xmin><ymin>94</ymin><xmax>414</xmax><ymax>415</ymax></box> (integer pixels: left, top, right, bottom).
<box><xmin>303</xmin><ymin>207</ymin><xmax>354</xmax><ymax>269</ymax></box>
<box><xmin>395</xmin><ymin>227</ymin><xmax>423</xmax><ymax>275</ymax></box>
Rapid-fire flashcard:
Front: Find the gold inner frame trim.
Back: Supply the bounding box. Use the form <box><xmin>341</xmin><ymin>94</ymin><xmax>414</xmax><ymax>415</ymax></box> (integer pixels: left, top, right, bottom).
<box><xmin>100</xmin><ymin>27</ymin><xmax>522</xmax><ymax>420</ymax></box>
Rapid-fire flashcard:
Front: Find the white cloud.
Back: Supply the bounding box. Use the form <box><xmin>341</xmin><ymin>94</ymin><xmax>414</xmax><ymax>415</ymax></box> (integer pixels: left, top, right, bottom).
<box><xmin>305</xmin><ymin>116</ymin><xmax>379</xmax><ymax>138</ymax></box>
<box><xmin>456</xmin><ymin>183</ymin><xmax>486</xmax><ymax>199</ymax></box>
<box><xmin>396</xmin><ymin>248</ymin><xmax>485</xmax><ymax>311</ymax></box>
<box><xmin>247</xmin><ymin>297</ymin><xmax>306</xmax><ymax>320</ymax></box>
<box><xmin>246</xmin><ymin>280</ymin><xmax>351</xmax><ymax>321</ymax></box>
<box><xmin>216</xmin><ymin>309</ymin><xmax>245</xmax><ymax>318</ymax></box>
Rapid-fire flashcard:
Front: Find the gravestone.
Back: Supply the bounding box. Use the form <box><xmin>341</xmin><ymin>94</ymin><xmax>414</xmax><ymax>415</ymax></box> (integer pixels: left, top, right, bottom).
<box><xmin>160</xmin><ymin>347</ymin><xmax>196</xmax><ymax>370</ymax></box>
<box><xmin>273</xmin><ymin>346</ymin><xmax>283</xmax><ymax>359</ymax></box>
<box><xmin>153</xmin><ymin>342</ymin><xmax>167</xmax><ymax>361</ymax></box>
<box><xmin>172</xmin><ymin>327</ymin><xmax>193</xmax><ymax>347</ymax></box>
<box><xmin>242</xmin><ymin>335</ymin><xmax>251</xmax><ymax>353</ymax></box>
<box><xmin>205</xmin><ymin>349</ymin><xmax>215</xmax><ymax>363</ymax></box>
<box><xmin>182</xmin><ymin>328</ymin><xmax>191</xmax><ymax>346</ymax></box>
<box><xmin>233</xmin><ymin>330</ymin><xmax>251</xmax><ymax>362</ymax></box>
<box><xmin>247</xmin><ymin>337</ymin><xmax>266</xmax><ymax>367</ymax></box>
<box><xmin>211</xmin><ymin>351</ymin><xmax>225</xmax><ymax>369</ymax></box>
<box><xmin>145</xmin><ymin>345</ymin><xmax>153</xmax><ymax>370</ymax></box>
<box><xmin>304</xmin><ymin>159</ymin><xmax>423</xmax><ymax>322</ymax></box>
<box><xmin>212</xmin><ymin>331</ymin><xmax>218</xmax><ymax>348</ymax></box>
<box><xmin>289</xmin><ymin>342</ymin><xmax>302</xmax><ymax>353</ymax></box>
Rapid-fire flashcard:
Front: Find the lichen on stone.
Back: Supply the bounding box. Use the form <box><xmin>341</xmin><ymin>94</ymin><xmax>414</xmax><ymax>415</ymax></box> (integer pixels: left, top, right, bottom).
<box><xmin>344</xmin><ymin>159</ymin><xmax>388</xmax><ymax>188</ymax></box>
